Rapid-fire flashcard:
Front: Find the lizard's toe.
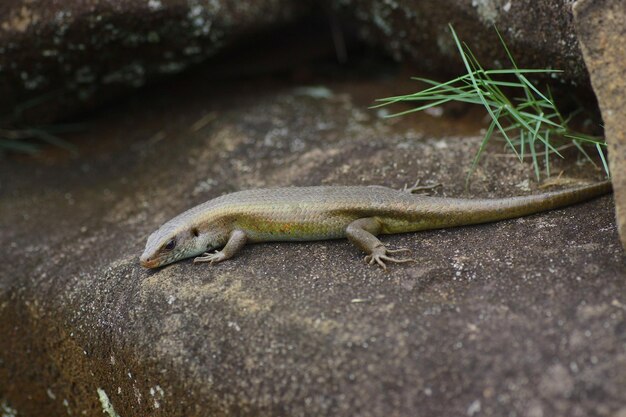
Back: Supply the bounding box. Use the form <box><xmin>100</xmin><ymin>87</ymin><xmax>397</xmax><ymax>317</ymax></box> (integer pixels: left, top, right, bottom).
<box><xmin>365</xmin><ymin>254</ymin><xmax>387</xmax><ymax>270</ymax></box>
<box><xmin>364</xmin><ymin>247</ymin><xmax>414</xmax><ymax>270</ymax></box>
<box><xmin>386</xmin><ymin>247</ymin><xmax>411</xmax><ymax>254</ymax></box>
<box><xmin>194</xmin><ymin>250</ymin><xmax>226</xmax><ymax>265</ymax></box>
<box><xmin>380</xmin><ymin>254</ymin><xmax>414</xmax><ymax>264</ymax></box>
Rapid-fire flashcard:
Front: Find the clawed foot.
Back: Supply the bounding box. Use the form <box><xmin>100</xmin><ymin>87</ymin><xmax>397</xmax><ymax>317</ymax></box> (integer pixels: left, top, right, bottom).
<box><xmin>193</xmin><ymin>250</ymin><xmax>226</xmax><ymax>265</ymax></box>
<box><xmin>364</xmin><ymin>246</ymin><xmax>414</xmax><ymax>270</ymax></box>
<box><xmin>402</xmin><ymin>179</ymin><xmax>442</xmax><ymax>195</ymax></box>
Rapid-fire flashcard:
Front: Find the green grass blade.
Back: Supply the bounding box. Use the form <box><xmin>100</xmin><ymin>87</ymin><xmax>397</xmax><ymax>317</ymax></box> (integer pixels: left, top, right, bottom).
<box><xmin>516</xmin><ymin>111</ymin><xmax>562</xmax><ymax>128</ymax></box>
<box><xmin>518</xmin><ymin>74</ymin><xmax>555</xmax><ymax>106</ymax></box>
<box><xmin>495</xmin><ymin>26</ymin><xmax>518</xmax><ymax>69</ymax></box>
<box><xmin>544</xmin><ymin>130</ymin><xmax>551</xmax><ymax>177</ymax></box>
<box><xmin>572</xmin><ymin>140</ymin><xmax>598</xmax><ymax>169</ymax></box>
<box><xmin>466</xmin><ymin>108</ymin><xmax>501</xmax><ymax>188</ymax></box>
<box><xmin>596</xmin><ymin>143</ymin><xmax>611</xmax><ymax>176</ymax></box>
<box><xmin>374</xmin><ymin>74</ymin><xmax>474</xmax><ymax>105</ymax></box>
<box><xmin>564</xmin><ymin>133</ymin><xmax>606</xmax><ymax>146</ymax></box>
<box><xmin>484</xmin><ymin>69</ymin><xmax>562</xmax><ymax>75</ymax></box>
<box><xmin>384</xmin><ymin>98</ymin><xmax>457</xmax><ymax>117</ymax></box>
<box><xmin>482</xmin><ymin>80</ymin><xmax>527</xmax><ymax>88</ymax></box>
<box><xmin>449</xmin><ymin>24</ymin><xmax>520</xmax><ymax>159</ymax></box>
<box><xmin>528</xmin><ymin>133</ymin><xmax>541</xmax><ymax>180</ymax></box>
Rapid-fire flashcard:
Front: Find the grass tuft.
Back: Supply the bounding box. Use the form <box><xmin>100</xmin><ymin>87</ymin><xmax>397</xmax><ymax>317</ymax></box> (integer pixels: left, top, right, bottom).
<box><xmin>374</xmin><ymin>25</ymin><xmax>609</xmax><ymax>184</ymax></box>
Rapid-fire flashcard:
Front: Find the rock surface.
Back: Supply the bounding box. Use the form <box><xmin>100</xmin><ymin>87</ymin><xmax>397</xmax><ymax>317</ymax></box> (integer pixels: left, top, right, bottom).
<box><xmin>1</xmin><ymin>54</ymin><xmax>624</xmax><ymax>416</ymax></box>
<box><xmin>0</xmin><ymin>0</ymin><xmax>312</xmax><ymax>121</ymax></box>
<box><xmin>331</xmin><ymin>0</ymin><xmax>589</xmax><ymax>85</ymax></box>
<box><xmin>0</xmin><ymin>0</ymin><xmax>603</xmax><ymax>124</ymax></box>
<box><xmin>574</xmin><ymin>0</ymin><xmax>626</xmax><ymax>250</ymax></box>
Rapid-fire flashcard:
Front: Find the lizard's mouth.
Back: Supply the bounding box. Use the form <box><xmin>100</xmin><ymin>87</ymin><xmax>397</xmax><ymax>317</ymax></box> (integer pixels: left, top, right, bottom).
<box><xmin>140</xmin><ymin>255</ymin><xmax>160</xmax><ymax>269</ymax></box>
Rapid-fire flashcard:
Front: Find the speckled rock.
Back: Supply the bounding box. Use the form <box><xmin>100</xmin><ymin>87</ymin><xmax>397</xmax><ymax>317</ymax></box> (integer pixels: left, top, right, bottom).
<box><xmin>0</xmin><ymin>0</ymin><xmax>600</xmax><ymax>124</ymax></box>
<box><xmin>573</xmin><ymin>0</ymin><xmax>626</xmax><ymax>249</ymax></box>
<box><xmin>331</xmin><ymin>0</ymin><xmax>588</xmax><ymax>85</ymax></box>
<box><xmin>0</xmin><ymin>56</ymin><xmax>624</xmax><ymax>416</ymax></box>
<box><xmin>0</xmin><ymin>0</ymin><xmax>311</xmax><ymax>121</ymax></box>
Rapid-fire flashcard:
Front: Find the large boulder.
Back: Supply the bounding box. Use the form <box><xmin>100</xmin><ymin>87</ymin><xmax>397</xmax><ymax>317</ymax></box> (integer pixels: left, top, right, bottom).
<box><xmin>331</xmin><ymin>0</ymin><xmax>589</xmax><ymax>85</ymax></box>
<box><xmin>1</xmin><ymin>57</ymin><xmax>624</xmax><ymax>416</ymax></box>
<box><xmin>0</xmin><ymin>0</ymin><xmax>600</xmax><ymax>124</ymax></box>
<box><xmin>574</xmin><ymin>0</ymin><xmax>626</xmax><ymax>251</ymax></box>
<box><xmin>0</xmin><ymin>0</ymin><xmax>312</xmax><ymax>121</ymax></box>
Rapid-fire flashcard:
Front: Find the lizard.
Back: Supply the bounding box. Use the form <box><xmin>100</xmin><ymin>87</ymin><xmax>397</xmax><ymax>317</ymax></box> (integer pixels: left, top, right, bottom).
<box><xmin>140</xmin><ymin>180</ymin><xmax>612</xmax><ymax>270</ymax></box>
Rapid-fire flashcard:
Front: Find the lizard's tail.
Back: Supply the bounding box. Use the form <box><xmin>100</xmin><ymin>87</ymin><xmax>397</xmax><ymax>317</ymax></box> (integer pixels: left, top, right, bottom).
<box><xmin>427</xmin><ymin>180</ymin><xmax>612</xmax><ymax>228</ymax></box>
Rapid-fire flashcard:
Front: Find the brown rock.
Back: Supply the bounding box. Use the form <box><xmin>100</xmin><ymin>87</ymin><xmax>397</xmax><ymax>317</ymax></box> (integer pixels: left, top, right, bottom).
<box><xmin>0</xmin><ymin>0</ymin><xmax>312</xmax><ymax>121</ymax></box>
<box><xmin>331</xmin><ymin>0</ymin><xmax>588</xmax><ymax>84</ymax></box>
<box><xmin>573</xmin><ymin>0</ymin><xmax>626</xmax><ymax>250</ymax></box>
<box><xmin>0</xmin><ymin>52</ymin><xmax>624</xmax><ymax>416</ymax></box>
<box><xmin>539</xmin><ymin>364</ymin><xmax>574</xmax><ymax>398</ymax></box>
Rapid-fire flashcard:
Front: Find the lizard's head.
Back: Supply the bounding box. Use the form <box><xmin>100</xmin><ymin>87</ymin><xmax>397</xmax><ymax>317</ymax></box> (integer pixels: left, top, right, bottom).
<box><xmin>140</xmin><ymin>223</ymin><xmax>210</xmax><ymax>269</ymax></box>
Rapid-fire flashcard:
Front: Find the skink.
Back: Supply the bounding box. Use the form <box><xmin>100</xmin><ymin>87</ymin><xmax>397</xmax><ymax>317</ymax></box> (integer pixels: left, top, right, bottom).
<box><xmin>140</xmin><ymin>181</ymin><xmax>612</xmax><ymax>270</ymax></box>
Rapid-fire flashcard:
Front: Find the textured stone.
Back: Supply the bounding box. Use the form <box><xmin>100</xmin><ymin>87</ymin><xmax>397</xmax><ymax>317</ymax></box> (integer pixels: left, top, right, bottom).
<box><xmin>573</xmin><ymin>0</ymin><xmax>626</xmax><ymax>249</ymax></box>
<box><xmin>331</xmin><ymin>0</ymin><xmax>588</xmax><ymax>85</ymax></box>
<box><xmin>0</xmin><ymin>0</ymin><xmax>312</xmax><ymax>121</ymax></box>
<box><xmin>0</xmin><ymin>55</ymin><xmax>624</xmax><ymax>416</ymax></box>
<box><xmin>0</xmin><ymin>0</ymin><xmax>604</xmax><ymax>124</ymax></box>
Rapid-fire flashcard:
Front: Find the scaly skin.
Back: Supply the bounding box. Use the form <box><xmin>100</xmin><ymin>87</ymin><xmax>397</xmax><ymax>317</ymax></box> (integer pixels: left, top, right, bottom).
<box><xmin>140</xmin><ymin>181</ymin><xmax>612</xmax><ymax>270</ymax></box>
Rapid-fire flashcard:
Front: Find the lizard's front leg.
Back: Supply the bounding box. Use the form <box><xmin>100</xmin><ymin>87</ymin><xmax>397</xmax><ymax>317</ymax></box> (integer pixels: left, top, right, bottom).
<box><xmin>345</xmin><ymin>218</ymin><xmax>413</xmax><ymax>270</ymax></box>
<box><xmin>194</xmin><ymin>229</ymin><xmax>247</xmax><ymax>265</ymax></box>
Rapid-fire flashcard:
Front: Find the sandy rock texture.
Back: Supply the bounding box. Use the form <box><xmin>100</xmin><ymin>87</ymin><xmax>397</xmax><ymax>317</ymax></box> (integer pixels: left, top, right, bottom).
<box><xmin>0</xmin><ymin>0</ymin><xmax>312</xmax><ymax>121</ymax></box>
<box><xmin>1</xmin><ymin>56</ymin><xmax>624</xmax><ymax>416</ymax></box>
<box><xmin>574</xmin><ymin>0</ymin><xmax>626</xmax><ymax>250</ymax></box>
<box><xmin>330</xmin><ymin>0</ymin><xmax>588</xmax><ymax>84</ymax></box>
<box><xmin>0</xmin><ymin>0</ymin><xmax>600</xmax><ymax>123</ymax></box>
<box><xmin>1</xmin><ymin>1</ymin><xmax>625</xmax><ymax>415</ymax></box>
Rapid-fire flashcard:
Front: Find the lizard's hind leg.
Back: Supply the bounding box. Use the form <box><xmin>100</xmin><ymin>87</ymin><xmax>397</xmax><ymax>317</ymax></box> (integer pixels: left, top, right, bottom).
<box><xmin>345</xmin><ymin>217</ymin><xmax>414</xmax><ymax>270</ymax></box>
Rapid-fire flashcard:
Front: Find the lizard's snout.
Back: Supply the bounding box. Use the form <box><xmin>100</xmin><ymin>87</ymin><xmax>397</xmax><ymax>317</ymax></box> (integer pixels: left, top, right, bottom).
<box><xmin>140</xmin><ymin>254</ymin><xmax>158</xmax><ymax>269</ymax></box>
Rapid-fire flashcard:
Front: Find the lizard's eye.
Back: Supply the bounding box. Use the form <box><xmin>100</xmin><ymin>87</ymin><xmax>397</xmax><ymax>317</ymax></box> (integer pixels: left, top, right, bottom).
<box><xmin>163</xmin><ymin>239</ymin><xmax>176</xmax><ymax>251</ymax></box>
